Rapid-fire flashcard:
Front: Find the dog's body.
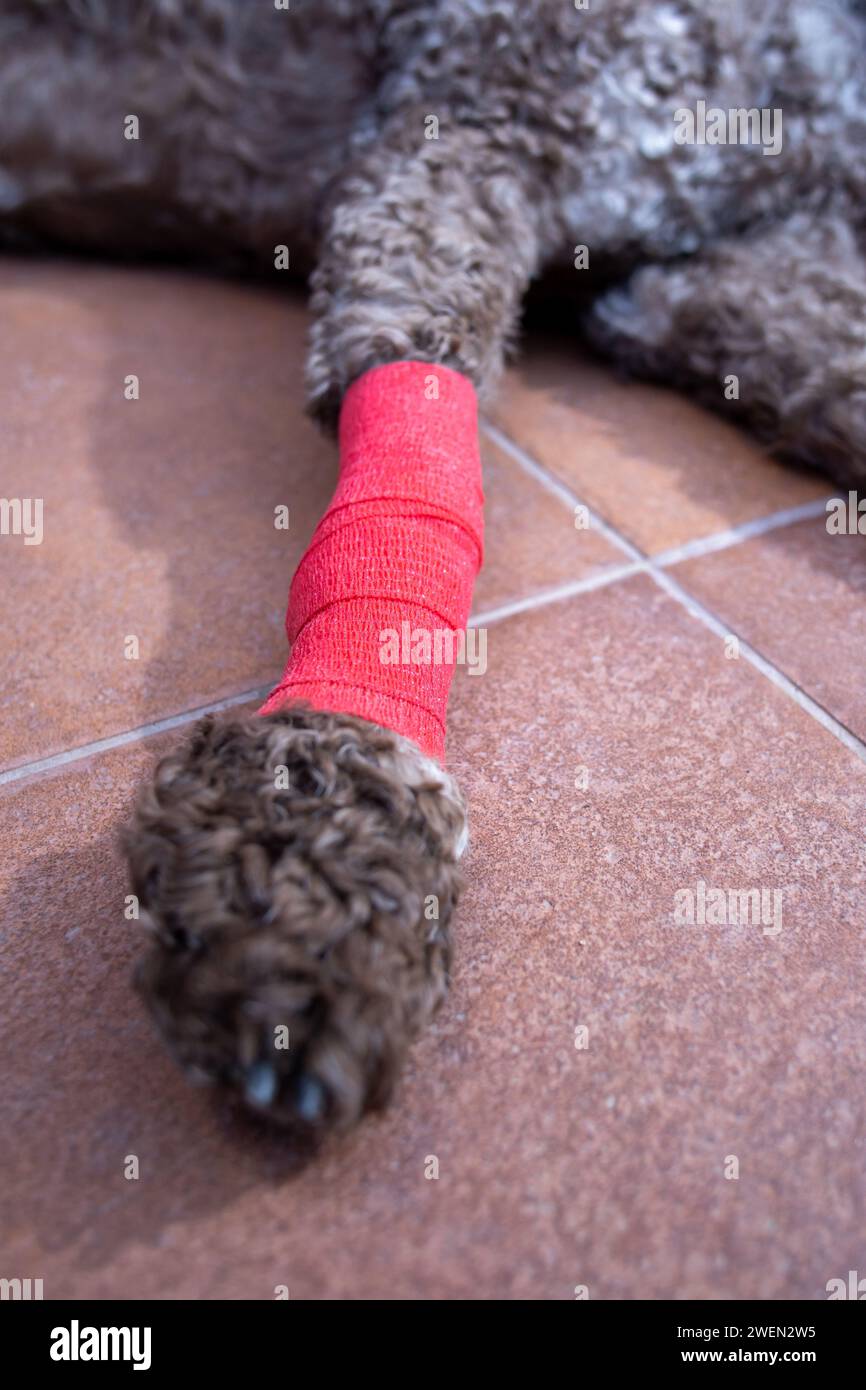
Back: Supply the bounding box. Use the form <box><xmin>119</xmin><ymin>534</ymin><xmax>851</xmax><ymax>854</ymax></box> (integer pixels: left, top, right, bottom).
<box><xmin>2</xmin><ymin>0</ymin><xmax>865</xmax><ymax>477</ymax></box>
<box><xmin>5</xmin><ymin>1</ymin><xmax>866</xmax><ymax>1131</ymax></box>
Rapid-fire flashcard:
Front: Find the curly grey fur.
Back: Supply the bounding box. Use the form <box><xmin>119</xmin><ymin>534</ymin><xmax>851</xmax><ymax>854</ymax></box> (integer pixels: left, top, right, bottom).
<box><xmin>1</xmin><ymin>0</ymin><xmax>865</xmax><ymax>471</ymax></box>
<box><xmin>126</xmin><ymin>706</ymin><xmax>467</xmax><ymax>1134</ymax></box>
<box><xmin>7</xmin><ymin>1</ymin><xmax>866</xmax><ymax>1133</ymax></box>
<box><xmin>587</xmin><ymin>212</ymin><xmax>866</xmax><ymax>478</ymax></box>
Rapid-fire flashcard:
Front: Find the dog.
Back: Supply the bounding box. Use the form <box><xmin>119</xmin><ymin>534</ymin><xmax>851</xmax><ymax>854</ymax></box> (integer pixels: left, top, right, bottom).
<box><xmin>3</xmin><ymin>0</ymin><xmax>864</xmax><ymax>1132</ymax></box>
<box><xmin>3</xmin><ymin>0</ymin><xmax>864</xmax><ymax>477</ymax></box>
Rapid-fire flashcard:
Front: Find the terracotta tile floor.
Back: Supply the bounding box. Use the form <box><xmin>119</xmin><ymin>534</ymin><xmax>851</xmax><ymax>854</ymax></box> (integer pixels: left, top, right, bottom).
<box><xmin>2</xmin><ymin>260</ymin><xmax>864</xmax><ymax>1300</ymax></box>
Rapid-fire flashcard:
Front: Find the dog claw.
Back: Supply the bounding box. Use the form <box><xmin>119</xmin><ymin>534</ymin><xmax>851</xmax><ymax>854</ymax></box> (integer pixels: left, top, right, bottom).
<box><xmin>244</xmin><ymin>1060</ymin><xmax>278</xmax><ymax>1108</ymax></box>
<box><xmin>294</xmin><ymin>1073</ymin><xmax>327</xmax><ymax>1123</ymax></box>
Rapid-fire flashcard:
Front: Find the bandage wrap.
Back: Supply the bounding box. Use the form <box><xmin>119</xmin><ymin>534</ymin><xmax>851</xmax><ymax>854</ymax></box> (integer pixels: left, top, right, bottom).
<box><xmin>259</xmin><ymin>361</ymin><xmax>484</xmax><ymax>762</ymax></box>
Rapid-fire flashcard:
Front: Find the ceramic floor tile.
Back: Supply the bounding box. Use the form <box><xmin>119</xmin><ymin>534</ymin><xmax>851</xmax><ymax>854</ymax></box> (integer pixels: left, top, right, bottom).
<box><xmin>673</xmin><ymin>515</ymin><xmax>866</xmax><ymax>741</ymax></box>
<box><xmin>0</xmin><ymin>259</ymin><xmax>333</xmax><ymax>770</ymax></box>
<box><xmin>488</xmin><ymin>337</ymin><xmax>829</xmax><ymax>554</ymax></box>
<box><xmin>2</xmin><ymin>576</ymin><xmax>863</xmax><ymax>1299</ymax></box>
<box><xmin>0</xmin><ymin>261</ymin><xmax>622</xmax><ymax>773</ymax></box>
<box><xmin>474</xmin><ymin>434</ymin><xmax>625</xmax><ymax>615</ymax></box>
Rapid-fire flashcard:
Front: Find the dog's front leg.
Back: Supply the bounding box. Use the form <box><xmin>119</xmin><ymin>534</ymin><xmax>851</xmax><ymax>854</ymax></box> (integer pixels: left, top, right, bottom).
<box><xmin>126</xmin><ymin>121</ymin><xmax>541</xmax><ymax>1138</ymax></box>
<box><xmin>305</xmin><ymin>118</ymin><xmax>541</xmax><ymax>425</ymax></box>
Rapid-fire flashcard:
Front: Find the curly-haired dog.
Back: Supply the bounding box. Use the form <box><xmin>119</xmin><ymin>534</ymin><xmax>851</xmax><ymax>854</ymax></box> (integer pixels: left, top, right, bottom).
<box><xmin>3</xmin><ymin>0</ymin><xmax>864</xmax><ymax>1135</ymax></box>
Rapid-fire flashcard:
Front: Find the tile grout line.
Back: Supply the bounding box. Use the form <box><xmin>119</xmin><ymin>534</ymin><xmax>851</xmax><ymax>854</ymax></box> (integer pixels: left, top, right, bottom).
<box><xmin>652</xmin><ymin>497</ymin><xmax>833</xmax><ymax>568</ymax></box>
<box><xmin>469</xmin><ymin>560</ymin><xmax>646</xmax><ymax>627</ymax></box>
<box><xmin>1</xmin><ymin>565</ymin><xmax>648</xmax><ymax>788</ymax></box>
<box><xmin>482</xmin><ymin>418</ymin><xmax>834</xmax><ymax>569</ymax></box>
<box><xmin>481</xmin><ymin>418</ymin><xmax>866</xmax><ymax>764</ymax></box>
<box><xmin>0</xmin><ymin>686</ymin><xmax>275</xmax><ymax>788</ymax></box>
<box><xmin>649</xmin><ymin>565</ymin><xmax>866</xmax><ymax>763</ymax></box>
<box><xmin>482</xmin><ymin>418</ymin><xmax>645</xmax><ymax>562</ymax></box>
<box><xmin>0</xmin><ymin>431</ymin><xmax>853</xmax><ymax>789</ymax></box>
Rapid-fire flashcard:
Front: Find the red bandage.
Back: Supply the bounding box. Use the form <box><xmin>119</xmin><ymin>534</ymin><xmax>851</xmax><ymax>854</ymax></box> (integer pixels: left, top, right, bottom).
<box><xmin>259</xmin><ymin>360</ymin><xmax>484</xmax><ymax>762</ymax></box>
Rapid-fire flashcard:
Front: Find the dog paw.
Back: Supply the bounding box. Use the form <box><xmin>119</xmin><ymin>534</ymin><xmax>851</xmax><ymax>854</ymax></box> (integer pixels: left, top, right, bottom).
<box><xmin>124</xmin><ymin>706</ymin><xmax>467</xmax><ymax>1136</ymax></box>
